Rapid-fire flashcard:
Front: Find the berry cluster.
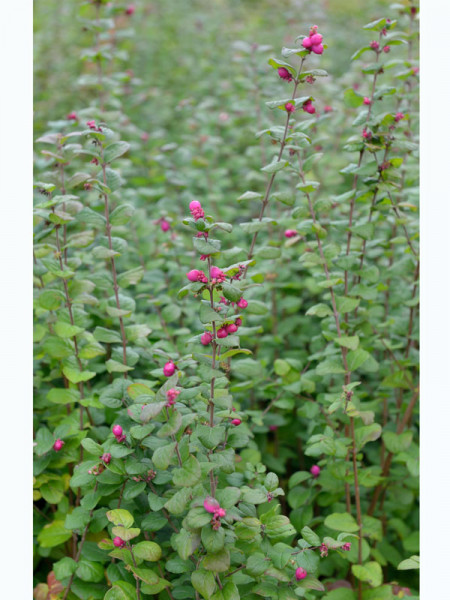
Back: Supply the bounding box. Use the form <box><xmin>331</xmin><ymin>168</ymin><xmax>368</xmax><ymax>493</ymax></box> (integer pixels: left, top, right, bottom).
<box><xmin>301</xmin><ymin>26</ymin><xmax>324</xmax><ymax>55</ymax></box>
<box><xmin>204</xmin><ymin>496</ymin><xmax>227</xmax><ymax>530</ymax></box>
<box><xmin>166</xmin><ymin>388</ymin><xmax>180</xmax><ymax>406</ymax></box>
<box><xmin>189</xmin><ymin>200</ymin><xmax>205</xmax><ymax>221</ymax></box>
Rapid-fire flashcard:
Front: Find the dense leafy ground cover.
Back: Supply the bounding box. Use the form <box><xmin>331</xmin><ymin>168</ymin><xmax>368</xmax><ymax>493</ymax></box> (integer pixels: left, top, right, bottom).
<box><xmin>33</xmin><ymin>1</ymin><xmax>419</xmax><ymax>599</ymax></box>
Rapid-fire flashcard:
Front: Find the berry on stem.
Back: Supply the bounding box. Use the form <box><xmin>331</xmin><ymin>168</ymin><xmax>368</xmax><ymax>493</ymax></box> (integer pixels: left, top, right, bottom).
<box><xmin>310</xmin><ymin>464</ymin><xmax>321</xmax><ymax>478</ymax></box>
<box><xmin>53</xmin><ymin>439</ymin><xmax>64</xmax><ymax>452</ymax></box>
<box><xmin>113</xmin><ymin>537</ymin><xmax>126</xmax><ymax>548</ymax></box>
<box><xmin>163</xmin><ymin>361</ymin><xmax>176</xmax><ymax>377</ymax></box>
<box><xmin>295</xmin><ymin>567</ymin><xmax>307</xmax><ymax>581</ymax></box>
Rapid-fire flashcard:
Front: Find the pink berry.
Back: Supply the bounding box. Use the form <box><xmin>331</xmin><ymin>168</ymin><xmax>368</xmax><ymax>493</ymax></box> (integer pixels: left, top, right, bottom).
<box><xmin>113</xmin><ymin>537</ymin><xmax>126</xmax><ymax>548</ymax></box>
<box><xmin>284</xmin><ymin>229</ymin><xmax>297</xmax><ymax>238</ymax></box>
<box><xmin>210</xmin><ymin>266</ymin><xmax>225</xmax><ymax>282</ymax></box>
<box><xmin>303</xmin><ymin>100</ymin><xmax>316</xmax><ymax>114</ymax></box>
<box><xmin>302</xmin><ymin>37</ymin><xmax>313</xmax><ymax>49</ymax></box>
<box><xmin>323</xmin><ymin>105</ymin><xmax>333</xmax><ymax>113</ymax></box>
<box><xmin>204</xmin><ymin>496</ymin><xmax>220</xmax><ymax>514</ymax></box>
<box><xmin>342</xmin><ymin>543</ymin><xmax>352</xmax><ymax>551</ymax></box>
<box><xmin>269</xmin><ymin>425</ymin><xmax>278</xmax><ymax>431</ymax></box>
<box><xmin>310</xmin><ymin>465</ymin><xmax>321</xmax><ymax>478</ymax></box>
<box><xmin>295</xmin><ymin>567</ymin><xmax>307</xmax><ymax>581</ymax></box>
<box><xmin>395</xmin><ymin>112</ymin><xmax>405</xmax><ymax>122</ymax></box>
<box><xmin>112</xmin><ymin>425</ymin><xmax>123</xmax><ymax>437</ymax></box>
<box><xmin>201</xmin><ymin>332</ymin><xmax>213</xmax><ymax>345</ymax></box>
<box><xmin>217</xmin><ymin>327</ymin><xmax>228</xmax><ymax>339</ymax></box>
<box><xmin>383</xmin><ymin>45</ymin><xmax>390</xmax><ymax>53</ymax></box>
<box><xmin>277</xmin><ymin>67</ymin><xmax>293</xmax><ymax>82</ymax></box>
<box><xmin>86</xmin><ymin>120</ymin><xmax>96</xmax><ymax>129</ymax></box>
<box><xmin>101</xmin><ymin>453</ymin><xmax>112</xmax><ymax>464</ymax></box>
<box><xmin>226</xmin><ymin>323</ymin><xmax>238</xmax><ymax>334</ymax></box>
<box><xmin>370</xmin><ymin>41</ymin><xmax>380</xmax><ymax>50</ymax></box>
<box><xmin>231</xmin><ymin>418</ymin><xmax>241</xmax><ymax>426</ymax></box>
<box><xmin>160</xmin><ymin>219</ymin><xmax>170</xmax><ymax>232</ymax></box>
<box><xmin>310</xmin><ymin>33</ymin><xmax>322</xmax><ymax>45</ymax></box>
<box><xmin>187</xmin><ymin>269</ymin><xmax>200</xmax><ymax>282</ymax></box>
<box><xmin>163</xmin><ymin>361</ymin><xmax>176</xmax><ymax>377</ymax></box>
<box><xmin>363</xmin><ymin>97</ymin><xmax>371</xmax><ymax>105</ymax></box>
<box><xmin>311</xmin><ymin>43</ymin><xmax>324</xmax><ymax>55</ymax></box>
<box><xmin>67</xmin><ymin>112</ymin><xmax>77</xmax><ymax>120</ymax></box>
<box><xmin>189</xmin><ymin>201</ymin><xmax>202</xmax><ymax>211</ymax></box>
<box><xmin>53</xmin><ymin>439</ymin><xmax>64</xmax><ymax>452</ymax></box>
<box><xmin>125</xmin><ymin>4</ymin><xmax>135</xmax><ymax>15</ymax></box>
<box><xmin>237</xmin><ymin>298</ymin><xmax>248</xmax><ymax>309</ymax></box>
<box><xmin>285</xmin><ymin>102</ymin><xmax>295</xmax><ymax>114</ymax></box>
<box><xmin>235</xmin><ymin>317</ymin><xmax>242</xmax><ymax>327</ymax></box>
<box><xmin>216</xmin><ymin>508</ymin><xmax>226</xmax><ymax>518</ymax></box>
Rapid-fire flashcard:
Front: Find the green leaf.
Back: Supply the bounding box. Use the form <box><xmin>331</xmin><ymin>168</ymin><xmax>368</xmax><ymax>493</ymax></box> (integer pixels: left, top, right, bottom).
<box><xmin>324</xmin><ymin>512</ymin><xmax>359</xmax><ymax>533</ymax></box>
<box><xmin>336</xmin><ymin>336</ymin><xmax>360</xmax><ymax>351</ymax></box>
<box><xmin>63</xmin><ymin>366</ymin><xmax>96</xmax><ymax>384</ymax></box>
<box><xmin>237</xmin><ymin>191</ymin><xmax>263</xmax><ymax>202</ymax></box>
<box><xmin>112</xmin><ymin>526</ymin><xmax>141</xmax><ymax>541</ymax></box>
<box><xmin>397</xmin><ymin>555</ymin><xmax>419</xmax><ymax>570</ymax></box>
<box><xmin>306</xmin><ymin>303</ymin><xmax>333</xmax><ymax>318</ymax></box>
<box><xmin>110</xmin><ymin>204</ymin><xmax>135</xmax><ymax>226</ymax></box>
<box><xmin>76</xmin><ymin>559</ymin><xmax>104</xmax><ymax>582</ymax></box>
<box><xmin>53</xmin><ymin>557</ymin><xmax>78</xmax><ymax>580</ymax></box>
<box><xmin>133</xmin><ymin>541</ymin><xmax>162</xmax><ymax>562</ymax></box>
<box><xmin>104</xmin><ymin>583</ymin><xmax>137</xmax><ymax>600</ymax></box>
<box><xmin>344</xmin><ymin>88</ymin><xmax>364</xmax><ymax>108</ymax></box>
<box><xmin>37</xmin><ymin>520</ymin><xmax>72</xmax><ymax>548</ymax></box>
<box><xmin>202</xmin><ymin>548</ymin><xmax>230</xmax><ymax>572</ymax></box>
<box><xmin>382</xmin><ymin>431</ymin><xmax>413</xmax><ymax>454</ymax></box>
<box><xmin>191</xmin><ymin>569</ymin><xmax>217</xmax><ymax>599</ymax></box>
<box><xmin>347</xmin><ymin>349</ymin><xmax>370</xmax><ymax>371</ymax></box>
<box><xmin>301</xmin><ymin>526</ymin><xmax>321</xmax><ymax>546</ymax></box>
<box><xmin>104</xmin><ymin>141</ymin><xmax>130</xmax><ymax>163</ymax></box>
<box><xmin>158</xmin><ymin>410</ymin><xmax>182</xmax><ymax>438</ymax></box>
<box><xmin>351</xmin><ymin>561</ymin><xmax>382</xmax><ymax>587</ymax></box>
<box><xmin>336</xmin><ymin>296</ymin><xmax>360</xmax><ymax>313</ymax></box>
<box><xmin>118</xmin><ymin>267</ymin><xmax>144</xmax><ymax>288</ymax></box>
<box><xmin>81</xmin><ymin>438</ymin><xmax>103</xmax><ymax>456</ymax></box>
<box><xmin>261</xmin><ymin>159</ymin><xmax>288</xmax><ymax>174</ymax></box>
<box><xmin>106</xmin><ymin>509</ymin><xmax>134</xmax><ymax>528</ymax></box>
<box><xmin>152</xmin><ymin>442</ymin><xmax>176</xmax><ymax>470</ymax></box>
<box><xmin>35</xmin><ymin>428</ymin><xmax>55</xmax><ymax>455</ymax></box>
<box><xmin>172</xmin><ymin>455</ymin><xmax>201</xmax><ymax>487</ymax></box>
<box><xmin>39</xmin><ymin>289</ymin><xmax>65</xmax><ymax>310</ymax></box>
<box><xmin>54</xmin><ymin>321</ymin><xmax>84</xmax><ymax>338</ymax></box>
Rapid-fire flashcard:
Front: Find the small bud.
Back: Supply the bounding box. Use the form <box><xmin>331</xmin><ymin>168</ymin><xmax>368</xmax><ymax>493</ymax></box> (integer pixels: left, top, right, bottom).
<box><xmin>163</xmin><ymin>361</ymin><xmax>176</xmax><ymax>377</ymax></box>
<box><xmin>216</xmin><ymin>507</ymin><xmax>226</xmax><ymax>518</ymax></box>
<box><xmin>295</xmin><ymin>567</ymin><xmax>308</xmax><ymax>581</ymax></box>
<box><xmin>166</xmin><ymin>388</ymin><xmax>180</xmax><ymax>402</ymax></box>
<box><xmin>284</xmin><ymin>229</ymin><xmax>297</xmax><ymax>238</ymax></box>
<box><xmin>231</xmin><ymin>418</ymin><xmax>241</xmax><ymax>426</ymax></box>
<box><xmin>394</xmin><ymin>112</ymin><xmax>405</xmax><ymax>122</ymax></box>
<box><xmin>66</xmin><ymin>112</ymin><xmax>77</xmax><ymax>120</ymax></box>
<box><xmin>189</xmin><ymin>200</ymin><xmax>205</xmax><ymax>221</ymax></box>
<box><xmin>237</xmin><ymin>297</ymin><xmax>248</xmax><ymax>309</ymax></box>
<box><xmin>112</xmin><ymin>425</ymin><xmax>123</xmax><ymax>437</ymax></box>
<box><xmin>125</xmin><ymin>4</ymin><xmax>135</xmax><ymax>15</ymax></box>
<box><xmin>201</xmin><ymin>332</ymin><xmax>213</xmax><ymax>345</ymax></box>
<box><xmin>235</xmin><ymin>317</ymin><xmax>243</xmax><ymax>327</ymax></box>
<box><xmin>302</xmin><ymin>100</ymin><xmax>316</xmax><ymax>114</ymax></box>
<box><xmin>320</xmin><ymin>543</ymin><xmax>329</xmax><ymax>557</ymax></box>
<box><xmin>53</xmin><ymin>439</ymin><xmax>64</xmax><ymax>452</ymax></box>
<box><xmin>310</xmin><ymin>464</ymin><xmax>321</xmax><ymax>478</ymax></box>
<box><xmin>383</xmin><ymin>45</ymin><xmax>391</xmax><ymax>53</ymax></box>
<box><xmin>323</xmin><ymin>105</ymin><xmax>333</xmax><ymax>113</ymax></box>
<box><xmin>285</xmin><ymin>102</ymin><xmax>296</xmax><ymax>113</ymax></box>
<box><xmin>342</xmin><ymin>543</ymin><xmax>352</xmax><ymax>551</ymax></box>
<box><xmin>101</xmin><ymin>453</ymin><xmax>112</xmax><ymax>464</ymax></box>
<box><xmin>210</xmin><ymin>266</ymin><xmax>226</xmax><ymax>283</ymax></box>
<box><xmin>370</xmin><ymin>40</ymin><xmax>380</xmax><ymax>50</ymax></box>
<box><xmin>269</xmin><ymin>425</ymin><xmax>278</xmax><ymax>431</ymax></box>
<box><xmin>363</xmin><ymin>97</ymin><xmax>371</xmax><ymax>105</ymax></box>
<box><xmin>113</xmin><ymin>537</ymin><xmax>126</xmax><ymax>548</ymax></box>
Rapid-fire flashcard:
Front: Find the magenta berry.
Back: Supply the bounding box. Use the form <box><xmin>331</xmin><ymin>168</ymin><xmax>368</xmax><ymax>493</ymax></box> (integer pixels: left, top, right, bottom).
<box><xmin>395</xmin><ymin>112</ymin><xmax>405</xmax><ymax>122</ymax></box>
<box><xmin>101</xmin><ymin>453</ymin><xmax>112</xmax><ymax>464</ymax></box>
<box><xmin>53</xmin><ymin>439</ymin><xmax>64</xmax><ymax>452</ymax></box>
<box><xmin>277</xmin><ymin>67</ymin><xmax>293</xmax><ymax>82</ymax></box>
<box><xmin>231</xmin><ymin>418</ymin><xmax>241</xmax><ymax>426</ymax></box>
<box><xmin>67</xmin><ymin>111</ymin><xmax>77</xmax><ymax>120</ymax></box>
<box><xmin>285</xmin><ymin>102</ymin><xmax>295</xmax><ymax>113</ymax></box>
<box><xmin>125</xmin><ymin>4</ymin><xmax>135</xmax><ymax>15</ymax></box>
<box><xmin>320</xmin><ymin>543</ymin><xmax>329</xmax><ymax>557</ymax></box>
<box><xmin>269</xmin><ymin>425</ymin><xmax>278</xmax><ymax>431</ymax></box>
<box><xmin>310</xmin><ymin>33</ymin><xmax>322</xmax><ymax>45</ymax></box>
<box><xmin>187</xmin><ymin>269</ymin><xmax>200</xmax><ymax>282</ymax></box>
<box><xmin>295</xmin><ymin>567</ymin><xmax>307</xmax><ymax>581</ymax></box>
<box><xmin>237</xmin><ymin>297</ymin><xmax>248</xmax><ymax>309</ymax></box>
<box><xmin>160</xmin><ymin>219</ymin><xmax>170</xmax><ymax>232</ymax></box>
<box><xmin>383</xmin><ymin>45</ymin><xmax>391</xmax><ymax>53</ymax></box>
<box><xmin>284</xmin><ymin>229</ymin><xmax>297</xmax><ymax>238</ymax></box>
<box><xmin>201</xmin><ymin>331</ymin><xmax>213</xmax><ymax>345</ymax></box>
<box><xmin>112</xmin><ymin>425</ymin><xmax>123</xmax><ymax>437</ymax></box>
<box><xmin>302</xmin><ymin>37</ymin><xmax>313</xmax><ymax>49</ymax></box>
<box><xmin>370</xmin><ymin>40</ymin><xmax>380</xmax><ymax>50</ymax></box>
<box><xmin>310</xmin><ymin>464</ymin><xmax>321</xmax><ymax>478</ymax></box>
<box><xmin>210</xmin><ymin>266</ymin><xmax>226</xmax><ymax>282</ymax></box>
<box><xmin>163</xmin><ymin>361</ymin><xmax>176</xmax><ymax>377</ymax></box>
<box><xmin>113</xmin><ymin>536</ymin><xmax>126</xmax><ymax>548</ymax></box>
<box><xmin>166</xmin><ymin>388</ymin><xmax>180</xmax><ymax>403</ymax></box>
<box><xmin>189</xmin><ymin>200</ymin><xmax>205</xmax><ymax>220</ymax></box>
<box><xmin>311</xmin><ymin>43</ymin><xmax>324</xmax><ymax>54</ymax></box>
<box><xmin>302</xmin><ymin>100</ymin><xmax>316</xmax><ymax>114</ymax></box>
<box><xmin>235</xmin><ymin>317</ymin><xmax>242</xmax><ymax>327</ymax></box>
<box><xmin>226</xmin><ymin>323</ymin><xmax>238</xmax><ymax>334</ymax></box>
<box><xmin>323</xmin><ymin>105</ymin><xmax>333</xmax><ymax>113</ymax></box>
<box><xmin>204</xmin><ymin>496</ymin><xmax>220</xmax><ymax>514</ymax></box>
<box><xmin>363</xmin><ymin>97</ymin><xmax>371</xmax><ymax>105</ymax></box>
<box><xmin>216</xmin><ymin>507</ymin><xmax>226</xmax><ymax>518</ymax></box>
<box><xmin>217</xmin><ymin>327</ymin><xmax>228</xmax><ymax>339</ymax></box>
